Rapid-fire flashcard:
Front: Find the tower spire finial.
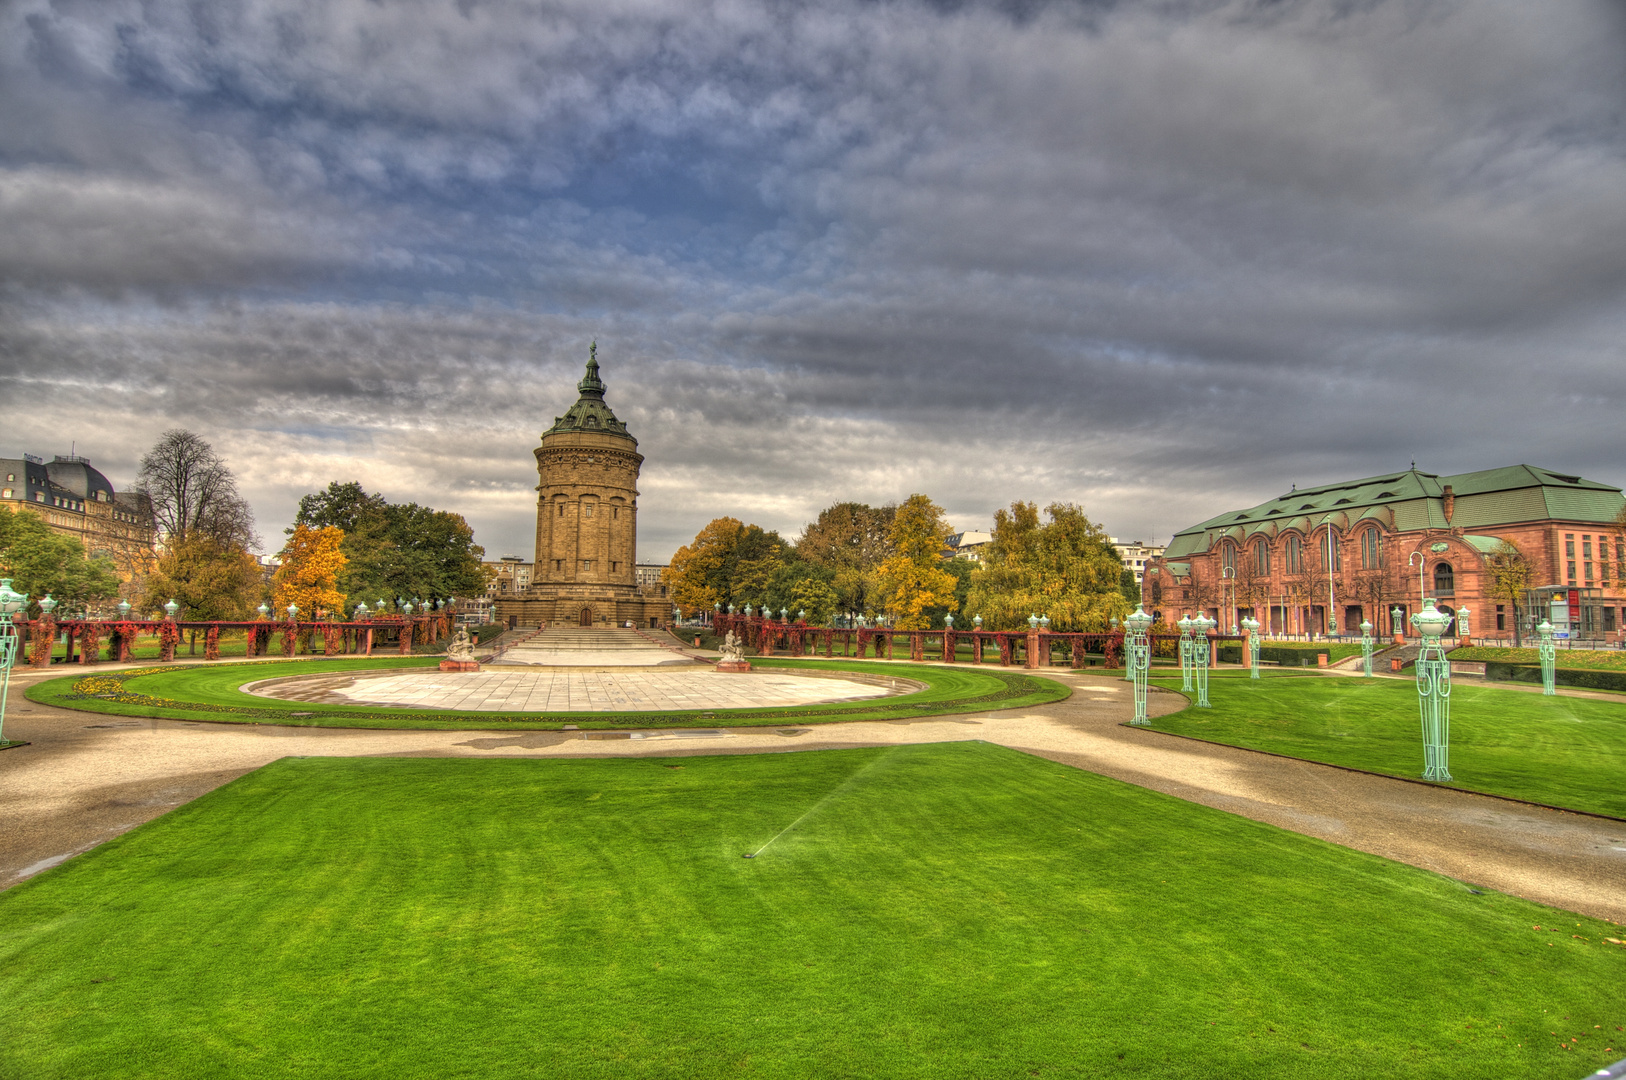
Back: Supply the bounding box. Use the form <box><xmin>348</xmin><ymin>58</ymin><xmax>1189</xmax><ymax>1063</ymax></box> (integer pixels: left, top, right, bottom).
<box><xmin>578</xmin><ymin>340</ymin><xmax>604</xmax><ymax>397</ymax></box>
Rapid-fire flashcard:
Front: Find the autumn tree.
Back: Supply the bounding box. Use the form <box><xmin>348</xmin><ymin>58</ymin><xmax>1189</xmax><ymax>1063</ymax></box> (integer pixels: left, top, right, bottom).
<box><xmin>664</xmin><ymin>518</ymin><xmax>789</xmax><ymax>613</ymax></box>
<box><xmin>274</xmin><ymin>525</ymin><xmax>347</xmax><ymax>618</ymax></box>
<box><xmin>1485</xmin><ymin>538</ymin><xmax>1534</xmax><ymax>645</ymax></box>
<box><xmin>795</xmin><ymin>501</ymin><xmax>896</xmax><ymax>620</ymax></box>
<box><xmin>875</xmin><ymin>494</ymin><xmax>958</xmax><ymax>630</ymax></box>
<box><xmin>141</xmin><ymin>532</ymin><xmax>263</xmax><ymax>653</ymax></box>
<box><xmin>292</xmin><ymin>481</ymin><xmax>485</xmax><ymax>603</ymax></box>
<box><xmin>0</xmin><ymin>508</ymin><xmax>119</xmax><ymax>614</ymax></box>
<box><xmin>966</xmin><ymin>502</ymin><xmax>1129</xmax><ymax>631</ymax></box>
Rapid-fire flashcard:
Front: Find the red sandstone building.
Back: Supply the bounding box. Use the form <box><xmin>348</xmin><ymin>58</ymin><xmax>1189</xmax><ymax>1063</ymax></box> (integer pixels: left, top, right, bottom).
<box><xmin>1142</xmin><ymin>466</ymin><xmax>1626</xmax><ymax>645</ymax></box>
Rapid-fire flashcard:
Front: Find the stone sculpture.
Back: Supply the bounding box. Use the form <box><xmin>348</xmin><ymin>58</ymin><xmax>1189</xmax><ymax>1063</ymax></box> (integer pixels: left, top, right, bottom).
<box><xmin>716</xmin><ymin>630</ymin><xmax>751</xmax><ymax>673</ymax></box>
<box><xmin>440</xmin><ymin>628</ymin><xmax>481</xmax><ymax>672</ymax></box>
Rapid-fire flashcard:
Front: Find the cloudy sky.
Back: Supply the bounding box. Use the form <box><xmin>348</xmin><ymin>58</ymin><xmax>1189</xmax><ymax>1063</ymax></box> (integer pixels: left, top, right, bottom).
<box><xmin>4</xmin><ymin>0</ymin><xmax>1624</xmax><ymax>561</ymax></box>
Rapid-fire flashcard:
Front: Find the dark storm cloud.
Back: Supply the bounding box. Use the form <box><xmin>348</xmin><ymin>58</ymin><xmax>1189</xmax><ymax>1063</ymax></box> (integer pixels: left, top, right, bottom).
<box><xmin>2</xmin><ymin>0</ymin><xmax>1624</xmax><ymax>558</ymax></box>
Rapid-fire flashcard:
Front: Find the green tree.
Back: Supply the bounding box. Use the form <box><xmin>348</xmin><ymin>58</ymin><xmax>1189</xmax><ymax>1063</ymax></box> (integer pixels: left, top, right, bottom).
<box><xmin>965</xmin><ymin>502</ymin><xmax>1127</xmax><ymax>631</ymax></box>
<box><xmin>141</xmin><ymin>532</ymin><xmax>262</xmax><ymax>622</ymax></box>
<box><xmin>796</xmin><ymin>501</ymin><xmax>896</xmax><ymax>620</ymax></box>
<box><xmin>875</xmin><ymin>494</ymin><xmax>958</xmax><ymax>630</ymax></box>
<box><xmin>1118</xmin><ymin>567</ymin><xmax>1140</xmax><ymax>607</ymax></box>
<box><xmin>0</xmin><ymin>509</ymin><xmax>120</xmax><ymax>614</ymax></box>
<box><xmin>293</xmin><ymin>482</ymin><xmax>485</xmax><ymax>605</ymax></box>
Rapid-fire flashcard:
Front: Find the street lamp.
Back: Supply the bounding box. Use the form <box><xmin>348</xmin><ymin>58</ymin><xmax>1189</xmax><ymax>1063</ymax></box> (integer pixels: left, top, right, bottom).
<box><xmin>1359</xmin><ymin>619</ymin><xmax>1374</xmax><ymax>677</ymax></box>
<box><xmin>117</xmin><ymin>599</ymin><xmax>131</xmax><ymax>621</ymax></box>
<box><xmin>1408</xmin><ymin>551</ymin><xmax>1426</xmax><ymax>611</ymax></box>
<box><xmin>1536</xmin><ymin>619</ymin><xmax>1557</xmax><ymax>695</ymax></box>
<box><xmin>1242</xmin><ymin>615</ymin><xmax>1262</xmax><ymax>680</ymax></box>
<box><xmin>1177</xmin><ymin>615</ymin><xmax>1195</xmax><ymax>692</ymax></box>
<box><xmin>1125</xmin><ymin>605</ymin><xmax>1153</xmax><ymax>725</ymax></box>
<box><xmin>256</xmin><ymin>602</ymin><xmax>269</xmax><ymax>620</ymax></box>
<box><xmin>1391</xmin><ymin>604</ymin><xmax>1405</xmax><ymax>644</ymax></box>
<box><xmin>1410</xmin><ymin>599</ymin><xmax>1454</xmax><ymax>781</ymax></box>
<box><xmin>1028</xmin><ymin>613</ymin><xmax>1040</xmax><ymax>630</ymax></box>
<box><xmin>286</xmin><ymin>604</ymin><xmax>299</xmax><ymax>621</ymax></box>
<box><xmin>0</xmin><ymin>578</ymin><xmax>29</xmax><ymax>746</ymax></box>
<box><xmin>1456</xmin><ymin>606</ymin><xmax>1470</xmax><ymax>647</ymax></box>
<box><xmin>1190</xmin><ymin>613</ymin><xmax>1214</xmax><ymax>708</ymax></box>
<box><xmin>1221</xmin><ymin>565</ymin><xmax>1236</xmax><ymax>632</ymax></box>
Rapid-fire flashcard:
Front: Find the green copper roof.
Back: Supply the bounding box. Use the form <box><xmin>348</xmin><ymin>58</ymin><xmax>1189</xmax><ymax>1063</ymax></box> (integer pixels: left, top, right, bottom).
<box><xmin>544</xmin><ymin>342</ymin><xmax>634</xmax><ymax>440</ymax></box>
<box><xmin>1162</xmin><ymin>464</ymin><xmax>1624</xmax><ymax>558</ymax></box>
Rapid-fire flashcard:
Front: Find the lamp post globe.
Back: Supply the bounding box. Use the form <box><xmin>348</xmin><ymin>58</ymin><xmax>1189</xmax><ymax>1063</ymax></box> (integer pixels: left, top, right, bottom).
<box><xmin>39</xmin><ymin>595</ymin><xmax>57</xmax><ymax>616</ymax></box>
<box><xmin>1124</xmin><ymin>605</ymin><xmax>1153</xmax><ymax>724</ymax></box>
<box><xmin>972</xmin><ymin>615</ymin><xmax>982</xmax><ymax>629</ymax></box>
<box><xmin>286</xmin><ymin>604</ymin><xmax>299</xmax><ymax>621</ymax></box>
<box><xmin>1359</xmin><ymin>618</ymin><xmax>1374</xmax><ymax>677</ymax></box>
<box><xmin>944</xmin><ymin>614</ymin><xmax>953</xmax><ymax>629</ymax></box>
<box><xmin>1536</xmin><ymin>619</ymin><xmax>1557</xmax><ymax>695</ymax></box>
<box><xmin>1028</xmin><ymin>613</ymin><xmax>1039</xmax><ymax>630</ymax></box>
<box><xmin>163</xmin><ymin>599</ymin><xmax>180</xmax><ymax>620</ymax></box>
<box><xmin>256</xmin><ymin>603</ymin><xmax>269</xmax><ymax>620</ymax></box>
<box><xmin>1391</xmin><ymin>605</ymin><xmax>1405</xmax><ymax>641</ymax></box>
<box><xmin>0</xmin><ymin>578</ymin><xmax>29</xmax><ymax>745</ymax></box>
<box><xmin>1410</xmin><ymin>599</ymin><xmax>1455</xmax><ymax>780</ymax></box>
<box><xmin>1177</xmin><ymin>615</ymin><xmax>1195</xmax><ymax>692</ymax></box>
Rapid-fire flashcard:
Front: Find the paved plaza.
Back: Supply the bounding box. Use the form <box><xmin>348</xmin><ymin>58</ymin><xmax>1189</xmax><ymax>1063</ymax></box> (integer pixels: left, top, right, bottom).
<box><xmin>247</xmin><ymin>668</ymin><xmax>899</xmax><ymax>712</ymax></box>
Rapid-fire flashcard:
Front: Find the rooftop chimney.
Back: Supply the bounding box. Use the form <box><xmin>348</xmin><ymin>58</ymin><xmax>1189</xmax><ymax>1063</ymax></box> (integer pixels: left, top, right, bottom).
<box><xmin>1442</xmin><ymin>484</ymin><xmax>1454</xmax><ymax>524</ymax></box>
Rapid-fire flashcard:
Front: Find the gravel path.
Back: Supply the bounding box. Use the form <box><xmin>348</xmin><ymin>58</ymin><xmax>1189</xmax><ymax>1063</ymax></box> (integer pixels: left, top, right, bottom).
<box><xmin>3</xmin><ymin>662</ymin><xmax>1623</xmax><ymax>921</ymax></box>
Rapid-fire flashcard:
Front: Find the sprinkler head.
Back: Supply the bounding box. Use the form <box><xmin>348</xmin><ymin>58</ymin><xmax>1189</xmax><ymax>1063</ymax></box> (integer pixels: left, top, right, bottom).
<box><xmin>741</xmin><ymin>853</ymin><xmax>756</xmax><ymax>859</ymax></box>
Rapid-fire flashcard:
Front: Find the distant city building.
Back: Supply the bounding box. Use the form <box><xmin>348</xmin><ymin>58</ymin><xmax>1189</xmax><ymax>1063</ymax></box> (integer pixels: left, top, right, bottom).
<box><xmin>1143</xmin><ymin>465</ymin><xmax>1626</xmax><ymax>643</ymax></box>
<box><xmin>946</xmin><ymin>530</ymin><xmax>992</xmax><ymax>563</ymax></box>
<box><xmin>0</xmin><ymin>451</ymin><xmax>157</xmax><ymax>587</ymax></box>
<box><xmin>1109</xmin><ymin>538</ymin><xmax>1166</xmax><ymax>584</ymax></box>
<box><xmin>483</xmin><ymin>555</ymin><xmax>533</xmax><ymax>597</ymax></box>
<box><xmin>635</xmin><ymin>562</ymin><xmax>669</xmax><ymax>597</ymax></box>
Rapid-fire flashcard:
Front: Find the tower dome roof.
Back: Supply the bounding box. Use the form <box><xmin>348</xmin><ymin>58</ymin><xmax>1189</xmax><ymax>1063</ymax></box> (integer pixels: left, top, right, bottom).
<box><xmin>545</xmin><ymin>342</ymin><xmax>633</xmax><ymax>441</ymax></box>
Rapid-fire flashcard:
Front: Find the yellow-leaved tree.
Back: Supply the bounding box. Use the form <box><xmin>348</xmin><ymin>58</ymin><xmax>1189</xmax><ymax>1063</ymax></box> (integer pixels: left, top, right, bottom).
<box><xmin>274</xmin><ymin>524</ymin><xmax>347</xmax><ymax>618</ymax></box>
<box><xmin>875</xmin><ymin>493</ymin><xmax>957</xmax><ymax>630</ymax></box>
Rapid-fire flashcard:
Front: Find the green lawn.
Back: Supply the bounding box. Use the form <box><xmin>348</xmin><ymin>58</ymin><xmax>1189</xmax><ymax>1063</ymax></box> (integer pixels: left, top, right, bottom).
<box><xmin>25</xmin><ymin>657</ymin><xmax>1069</xmax><ymax>729</ymax></box>
<box><xmin>1147</xmin><ymin>673</ymin><xmax>1626</xmax><ymax>817</ymax></box>
<box><xmin>1450</xmin><ymin>646</ymin><xmax>1626</xmax><ymax>671</ymax></box>
<box><xmin>1</xmin><ymin>744</ymin><xmax>1620</xmax><ymax>1079</ymax></box>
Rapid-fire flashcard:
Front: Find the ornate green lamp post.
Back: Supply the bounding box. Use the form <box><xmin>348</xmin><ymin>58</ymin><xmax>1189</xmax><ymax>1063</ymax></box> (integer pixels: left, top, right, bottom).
<box><xmin>1125</xmin><ymin>605</ymin><xmax>1153</xmax><ymax>725</ymax></box>
<box><xmin>1536</xmin><ymin>619</ymin><xmax>1557</xmax><ymax>695</ymax></box>
<box><xmin>1177</xmin><ymin>615</ymin><xmax>1195</xmax><ymax>692</ymax></box>
<box><xmin>1360</xmin><ymin>619</ymin><xmax>1374</xmax><ymax>677</ymax></box>
<box><xmin>1242</xmin><ymin>615</ymin><xmax>1261</xmax><ymax>679</ymax></box>
<box><xmin>1190</xmin><ymin>613</ymin><xmax>1213</xmax><ymax>708</ymax></box>
<box><xmin>1410</xmin><ymin>599</ymin><xmax>1454</xmax><ymax>781</ymax></box>
<box><xmin>0</xmin><ymin>579</ymin><xmax>30</xmax><ymax>745</ymax></box>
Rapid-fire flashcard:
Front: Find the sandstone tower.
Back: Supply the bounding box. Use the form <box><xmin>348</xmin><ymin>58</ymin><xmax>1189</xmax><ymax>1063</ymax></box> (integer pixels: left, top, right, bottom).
<box><xmin>493</xmin><ymin>345</ymin><xmax>671</xmax><ymax>629</ymax></box>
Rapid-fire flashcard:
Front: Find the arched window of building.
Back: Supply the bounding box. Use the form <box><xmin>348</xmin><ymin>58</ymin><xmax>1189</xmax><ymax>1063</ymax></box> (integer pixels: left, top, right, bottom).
<box><xmin>1221</xmin><ymin>542</ymin><xmax>1236</xmax><ymax>572</ymax></box>
<box><xmin>1433</xmin><ymin>562</ymin><xmax>1455</xmax><ymax>596</ymax></box>
<box><xmin>1284</xmin><ymin>535</ymin><xmax>1302</xmax><ymax>575</ymax></box>
<box><xmin>1323</xmin><ymin>529</ymin><xmax>1342</xmax><ymax>572</ymax></box>
<box><xmin>1361</xmin><ymin>528</ymin><xmax>1383</xmax><ymax>570</ymax></box>
<box><xmin>1254</xmin><ymin>542</ymin><xmax>1270</xmax><ymax>576</ymax></box>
